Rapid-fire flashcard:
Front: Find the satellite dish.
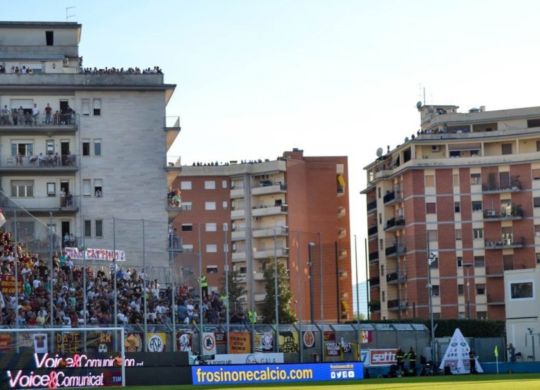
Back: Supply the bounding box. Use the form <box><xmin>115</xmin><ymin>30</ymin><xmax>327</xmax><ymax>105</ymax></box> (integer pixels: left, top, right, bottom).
<box><xmin>376</xmin><ymin>147</ymin><xmax>383</xmax><ymax>157</ymax></box>
<box><xmin>416</xmin><ymin>101</ymin><xmax>423</xmax><ymax>110</ymax></box>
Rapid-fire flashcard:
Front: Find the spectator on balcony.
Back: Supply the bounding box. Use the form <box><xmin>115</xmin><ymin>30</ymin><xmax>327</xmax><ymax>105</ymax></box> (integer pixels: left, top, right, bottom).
<box><xmin>0</xmin><ymin>105</ymin><xmax>11</xmax><ymax>125</ymax></box>
<box><xmin>38</xmin><ymin>153</ymin><xmax>46</xmax><ymax>167</ymax></box>
<box><xmin>53</xmin><ymin>110</ymin><xmax>61</xmax><ymax>125</ymax></box>
<box><xmin>44</xmin><ymin>103</ymin><xmax>52</xmax><ymax>125</ymax></box>
<box><xmin>32</xmin><ymin>104</ymin><xmax>40</xmax><ymax>125</ymax></box>
<box><xmin>16</xmin><ymin>106</ymin><xmax>24</xmax><ymax>126</ymax></box>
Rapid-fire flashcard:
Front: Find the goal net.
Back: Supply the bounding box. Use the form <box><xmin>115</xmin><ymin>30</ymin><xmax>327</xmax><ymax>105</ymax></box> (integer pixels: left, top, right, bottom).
<box><xmin>0</xmin><ymin>327</ymin><xmax>125</xmax><ymax>389</ymax></box>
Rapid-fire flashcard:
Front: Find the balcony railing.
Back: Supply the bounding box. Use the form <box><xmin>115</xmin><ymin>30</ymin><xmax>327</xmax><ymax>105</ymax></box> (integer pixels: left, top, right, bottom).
<box><xmin>387</xmin><ymin>299</ymin><xmax>400</xmax><ymax>309</ymax></box>
<box><xmin>485</xmin><ymin>237</ymin><xmax>525</xmax><ymax>250</ymax></box>
<box><xmin>369</xmin><ymin>251</ymin><xmax>379</xmax><ymax>262</ymax></box>
<box><xmin>12</xmin><ymin>195</ymin><xmax>80</xmax><ymax>214</ymax></box>
<box><xmin>487</xmin><ymin>294</ymin><xmax>504</xmax><ymax>305</ymax></box>
<box><xmin>383</xmin><ymin>191</ymin><xmax>395</xmax><ymax>204</ymax></box>
<box><xmin>0</xmin><ymin>154</ymin><xmax>78</xmax><ymax>169</ymax></box>
<box><xmin>166</xmin><ymin>201</ymin><xmax>191</xmax><ymax>212</ymax></box>
<box><xmin>367</xmin><ymin>200</ymin><xmax>377</xmax><ymax>212</ymax></box>
<box><xmin>369</xmin><ymin>277</ymin><xmax>380</xmax><ymax>286</ymax></box>
<box><xmin>369</xmin><ymin>302</ymin><xmax>381</xmax><ymax>311</ymax></box>
<box><xmin>0</xmin><ymin>112</ymin><xmax>79</xmax><ymax>129</ymax></box>
<box><xmin>368</xmin><ymin>225</ymin><xmax>378</xmax><ymax>236</ymax></box>
<box><xmin>483</xmin><ymin>205</ymin><xmax>523</xmax><ymax>220</ymax></box>
<box><xmin>384</xmin><ymin>216</ymin><xmax>405</xmax><ymax>231</ymax></box>
<box><xmin>482</xmin><ymin>178</ymin><xmax>522</xmax><ymax>193</ymax></box>
<box><xmin>385</xmin><ymin>244</ymin><xmax>406</xmax><ymax>257</ymax></box>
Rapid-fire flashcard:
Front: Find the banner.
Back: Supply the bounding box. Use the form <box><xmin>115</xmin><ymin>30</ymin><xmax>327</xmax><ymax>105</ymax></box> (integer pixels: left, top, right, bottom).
<box><xmin>192</xmin><ymin>362</ymin><xmax>364</xmax><ymax>385</ymax></box>
<box><xmin>254</xmin><ymin>331</ymin><xmax>274</xmax><ymax>352</ymax></box>
<box><xmin>206</xmin><ymin>353</ymin><xmax>284</xmax><ymax>365</ymax></box>
<box><xmin>230</xmin><ymin>332</ymin><xmax>251</xmax><ymax>354</ymax></box>
<box><xmin>215</xmin><ymin>331</ymin><xmax>226</xmax><ymax>346</ymax></box>
<box><xmin>177</xmin><ymin>331</ymin><xmax>193</xmax><ymax>353</ymax></box>
<box><xmin>125</xmin><ymin>333</ymin><xmax>143</xmax><ymax>352</ymax></box>
<box><xmin>202</xmin><ymin>332</ymin><xmax>216</xmax><ymax>356</ymax></box>
<box><xmin>359</xmin><ymin>330</ymin><xmax>373</xmax><ymax>344</ymax></box>
<box><xmin>146</xmin><ymin>333</ymin><xmax>167</xmax><ymax>352</ymax></box>
<box><xmin>33</xmin><ymin>334</ymin><xmax>48</xmax><ymax>354</ymax></box>
<box><xmin>278</xmin><ymin>331</ymin><xmax>298</xmax><ymax>353</ymax></box>
<box><xmin>56</xmin><ymin>332</ymin><xmax>81</xmax><ymax>353</ymax></box>
<box><xmin>368</xmin><ymin>348</ymin><xmax>397</xmax><ymax>366</ymax></box>
<box><xmin>0</xmin><ymin>334</ymin><xmax>12</xmax><ymax>351</ymax></box>
<box><xmin>302</xmin><ymin>331</ymin><xmax>316</xmax><ymax>349</ymax></box>
<box><xmin>64</xmin><ymin>247</ymin><xmax>126</xmax><ymax>262</ymax></box>
<box><xmin>0</xmin><ymin>275</ymin><xmax>23</xmax><ymax>294</ymax></box>
<box><xmin>324</xmin><ymin>331</ymin><xmax>340</xmax><ymax>357</ymax></box>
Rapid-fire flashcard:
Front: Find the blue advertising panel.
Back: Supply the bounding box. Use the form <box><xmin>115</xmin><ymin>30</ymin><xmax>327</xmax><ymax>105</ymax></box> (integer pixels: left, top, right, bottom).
<box><xmin>192</xmin><ymin>362</ymin><xmax>364</xmax><ymax>385</ymax></box>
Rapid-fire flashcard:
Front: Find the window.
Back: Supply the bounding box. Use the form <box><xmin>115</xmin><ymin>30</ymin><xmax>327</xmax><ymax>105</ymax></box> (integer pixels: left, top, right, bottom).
<box><xmin>510</xmin><ymin>281</ymin><xmax>534</xmax><ymax>299</ymax></box>
<box><xmin>222</xmin><ymin>180</ymin><xmax>228</xmax><ymax>189</ymax></box>
<box><xmin>94</xmin><ymin>139</ymin><xmax>102</xmax><ymax>156</ymax></box>
<box><xmin>476</xmin><ymin>284</ymin><xmax>486</xmax><ymax>295</ymax></box>
<box><xmin>473</xmin><ymin>229</ymin><xmax>484</xmax><ymax>239</ymax></box>
<box><xmin>181</xmin><ymin>224</ymin><xmax>193</xmax><ymax>232</ymax></box>
<box><xmin>95</xmin><ymin>220</ymin><xmax>103</xmax><ymax>238</ymax></box>
<box><xmin>428</xmin><ymin>230</ymin><xmax>438</xmax><ymax>242</ymax></box>
<box><xmin>47</xmin><ymin>182</ymin><xmax>56</xmax><ymax>197</ymax></box>
<box><xmin>84</xmin><ymin>220</ymin><xmax>92</xmax><ymax>238</ymax></box>
<box><xmin>477</xmin><ymin>311</ymin><xmax>487</xmax><ymax>320</ymax></box>
<box><xmin>501</xmin><ymin>143</ymin><xmax>513</xmax><ymax>155</ymax></box>
<box><xmin>206</xmin><ymin>244</ymin><xmax>217</xmax><ymax>253</ymax></box>
<box><xmin>378</xmin><ymin>187</ymin><xmax>381</xmax><ymax>199</ymax></box>
<box><xmin>94</xmin><ymin>179</ymin><xmax>103</xmax><ymax>197</ymax></box>
<box><xmin>471</xmin><ymin>174</ymin><xmax>481</xmax><ymax>185</ymax></box>
<box><xmin>537</xmin><ymin>141</ymin><xmax>540</xmax><ymax>152</ymax></box>
<box><xmin>205</xmin><ymin>201</ymin><xmax>216</xmax><ymax>210</ymax></box>
<box><xmin>46</xmin><ymin>139</ymin><xmax>55</xmax><ymax>155</ymax></box>
<box><xmin>537</xmin><ymin>253</ymin><xmax>540</xmax><ymax>264</ymax></box>
<box><xmin>457</xmin><ymin>256</ymin><xmax>463</xmax><ymax>267</ymax></box>
<box><xmin>474</xmin><ymin>256</ymin><xmax>485</xmax><ymax>267</ymax></box>
<box><xmin>472</xmin><ymin>201</ymin><xmax>483</xmax><ymax>211</ymax></box>
<box><xmin>453</xmin><ymin>174</ymin><xmax>459</xmax><ymax>187</ymax></box>
<box><xmin>533</xmin><ymin>169</ymin><xmax>540</xmax><ymax>180</ymax></box>
<box><xmin>535</xmin><ymin>197</ymin><xmax>540</xmax><ymax>208</ymax></box>
<box><xmin>81</xmin><ymin>99</ymin><xmax>90</xmax><ymax>116</ymax></box>
<box><xmin>222</xmin><ymin>201</ymin><xmax>228</xmax><ymax>209</ymax></box>
<box><xmin>426</xmin><ymin>202</ymin><xmax>436</xmax><ymax>214</ymax></box>
<box><xmin>180</xmin><ymin>181</ymin><xmax>192</xmax><ymax>190</ymax></box>
<box><xmin>528</xmin><ymin>119</ymin><xmax>540</xmax><ymax>128</ymax></box>
<box><xmin>206</xmin><ymin>265</ymin><xmax>219</xmax><ymax>274</ymax></box>
<box><xmin>425</xmin><ymin>175</ymin><xmax>435</xmax><ymax>187</ymax></box>
<box><xmin>82</xmin><ymin>179</ymin><xmax>91</xmax><ymax>196</ymax></box>
<box><xmin>93</xmin><ymin>99</ymin><xmax>101</xmax><ymax>116</ymax></box>
<box><xmin>82</xmin><ymin>141</ymin><xmax>90</xmax><ymax>156</ymax></box>
<box><xmin>458</xmin><ymin>284</ymin><xmax>464</xmax><ymax>295</ymax></box>
<box><xmin>455</xmin><ymin>229</ymin><xmax>462</xmax><ymax>240</ymax></box>
<box><xmin>454</xmin><ymin>202</ymin><xmax>460</xmax><ymax>213</ymax></box>
<box><xmin>11</xmin><ymin>180</ymin><xmax>33</xmax><ymax>197</ymax></box>
<box><xmin>11</xmin><ymin>142</ymin><xmax>33</xmax><ymax>157</ymax></box>
<box><xmin>378</xmin><ymin>213</ymin><xmax>382</xmax><ymax>224</ymax></box>
<box><xmin>432</xmin><ymin>285</ymin><xmax>440</xmax><ymax>297</ymax></box>
<box><xmin>204</xmin><ymin>180</ymin><xmax>216</xmax><ymax>190</ymax></box>
<box><xmin>379</xmin><ymin>239</ymin><xmax>383</xmax><ymax>250</ymax></box>
<box><xmin>45</xmin><ymin>31</ymin><xmax>54</xmax><ymax>46</ymax></box>
<box><xmin>205</xmin><ymin>223</ymin><xmax>217</xmax><ymax>232</ymax></box>
<box><xmin>381</xmin><ymin>291</ymin><xmax>385</xmax><ymax>302</ymax></box>
<box><xmin>380</xmin><ymin>264</ymin><xmax>385</xmax><ymax>276</ymax></box>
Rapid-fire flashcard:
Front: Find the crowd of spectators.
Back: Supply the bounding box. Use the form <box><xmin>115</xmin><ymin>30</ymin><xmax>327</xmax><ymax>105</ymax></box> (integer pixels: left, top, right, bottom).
<box><xmin>0</xmin><ymin>231</ymin><xmax>226</xmax><ymax>328</ymax></box>
<box><xmin>81</xmin><ymin>66</ymin><xmax>163</xmax><ymax>75</ymax></box>
<box><xmin>191</xmin><ymin>159</ymin><xmax>272</xmax><ymax>167</ymax></box>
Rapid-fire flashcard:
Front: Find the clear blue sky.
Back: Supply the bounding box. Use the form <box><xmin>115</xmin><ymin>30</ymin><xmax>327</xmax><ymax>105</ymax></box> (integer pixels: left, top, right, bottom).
<box><xmin>5</xmin><ymin>0</ymin><xmax>540</xmax><ymax>286</ymax></box>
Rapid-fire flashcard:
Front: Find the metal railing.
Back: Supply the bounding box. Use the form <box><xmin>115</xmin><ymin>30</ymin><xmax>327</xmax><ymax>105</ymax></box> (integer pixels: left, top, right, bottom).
<box><xmin>0</xmin><ymin>154</ymin><xmax>78</xmax><ymax>168</ymax></box>
<box><xmin>0</xmin><ymin>111</ymin><xmax>79</xmax><ymax>128</ymax></box>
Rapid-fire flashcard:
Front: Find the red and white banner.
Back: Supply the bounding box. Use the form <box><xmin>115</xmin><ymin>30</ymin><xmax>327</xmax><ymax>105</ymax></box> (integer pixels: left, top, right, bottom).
<box><xmin>64</xmin><ymin>247</ymin><xmax>126</xmax><ymax>262</ymax></box>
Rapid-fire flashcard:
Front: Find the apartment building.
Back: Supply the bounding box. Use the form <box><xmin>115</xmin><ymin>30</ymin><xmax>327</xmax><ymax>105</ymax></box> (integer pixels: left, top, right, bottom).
<box><xmin>169</xmin><ymin>149</ymin><xmax>352</xmax><ymax>322</ymax></box>
<box><xmin>0</xmin><ymin>21</ymin><xmax>177</xmax><ymax>267</ymax></box>
<box><xmin>363</xmin><ymin>103</ymin><xmax>540</xmax><ymax>321</ymax></box>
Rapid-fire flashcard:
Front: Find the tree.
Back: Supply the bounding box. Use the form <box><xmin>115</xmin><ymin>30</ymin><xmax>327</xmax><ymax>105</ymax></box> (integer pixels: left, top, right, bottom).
<box><xmin>221</xmin><ymin>270</ymin><xmax>246</xmax><ymax>314</ymax></box>
<box><xmin>261</xmin><ymin>260</ymin><xmax>297</xmax><ymax>324</ymax></box>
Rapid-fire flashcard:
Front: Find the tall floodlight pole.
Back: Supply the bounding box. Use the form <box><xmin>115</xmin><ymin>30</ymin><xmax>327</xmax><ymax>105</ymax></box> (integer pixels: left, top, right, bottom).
<box><xmin>224</xmin><ymin>224</ymin><xmax>230</xmax><ymax>353</ymax></box>
<box><xmin>427</xmin><ymin>245</ymin><xmax>437</xmax><ymax>364</ymax></box>
<box><xmin>308</xmin><ymin>242</ymin><xmax>315</xmax><ymax>324</ymax></box>
<box><xmin>273</xmin><ymin>227</ymin><xmax>279</xmax><ymax>340</ymax></box>
<box><xmin>354</xmin><ymin>235</ymin><xmax>360</xmax><ymax>323</ymax></box>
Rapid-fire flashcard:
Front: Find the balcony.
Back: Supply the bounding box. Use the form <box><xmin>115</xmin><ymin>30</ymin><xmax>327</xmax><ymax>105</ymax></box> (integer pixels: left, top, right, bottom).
<box><xmin>337</xmin><ymin>206</ymin><xmax>346</xmax><ymax>219</ymax></box>
<box><xmin>485</xmin><ymin>265</ymin><xmax>504</xmax><ymax>278</ymax></box>
<box><xmin>338</xmin><ymin>249</ymin><xmax>348</xmax><ymax>260</ymax></box>
<box><xmin>367</xmin><ymin>200</ymin><xmax>377</xmax><ymax>213</ymax></box>
<box><xmin>251</xmin><ymin>182</ymin><xmax>287</xmax><ymax>196</ymax></box>
<box><xmin>386</xmin><ymin>272</ymin><xmax>406</xmax><ymax>284</ymax></box>
<box><xmin>485</xmin><ymin>237</ymin><xmax>525</xmax><ymax>250</ymax></box>
<box><xmin>383</xmin><ymin>191</ymin><xmax>402</xmax><ymax>206</ymax></box>
<box><xmin>231</xmin><ymin>208</ymin><xmax>245</xmax><ymax>220</ymax></box>
<box><xmin>252</xmin><ymin>226</ymin><xmax>288</xmax><ymax>238</ymax></box>
<box><xmin>253</xmin><ymin>247</ymin><xmax>289</xmax><ymax>259</ymax></box>
<box><xmin>483</xmin><ymin>205</ymin><xmax>523</xmax><ymax>221</ymax></box>
<box><xmin>11</xmin><ymin>195</ymin><xmax>79</xmax><ymax>215</ymax></box>
<box><xmin>0</xmin><ymin>112</ymin><xmax>78</xmax><ymax>134</ymax></box>
<box><xmin>385</xmin><ymin>244</ymin><xmax>406</xmax><ymax>258</ymax></box>
<box><xmin>231</xmin><ymin>230</ymin><xmax>246</xmax><ymax>241</ymax></box>
<box><xmin>230</xmin><ymin>187</ymin><xmax>245</xmax><ymax>198</ymax></box>
<box><xmin>368</xmin><ymin>225</ymin><xmax>378</xmax><ymax>236</ymax></box>
<box><xmin>0</xmin><ymin>154</ymin><xmax>78</xmax><ymax>173</ymax></box>
<box><xmin>232</xmin><ymin>251</ymin><xmax>247</xmax><ymax>262</ymax></box>
<box><xmin>482</xmin><ymin>177</ymin><xmax>522</xmax><ymax>194</ymax></box>
<box><xmin>369</xmin><ymin>276</ymin><xmax>380</xmax><ymax>286</ymax></box>
<box><xmin>369</xmin><ymin>302</ymin><xmax>381</xmax><ymax>311</ymax></box>
<box><xmin>387</xmin><ymin>299</ymin><xmax>400</xmax><ymax>309</ymax></box>
<box><xmin>487</xmin><ymin>294</ymin><xmax>504</xmax><ymax>305</ymax></box>
<box><xmin>252</xmin><ymin>204</ymin><xmax>288</xmax><ymax>217</ymax></box>
<box><xmin>369</xmin><ymin>251</ymin><xmax>379</xmax><ymax>262</ymax></box>
<box><xmin>384</xmin><ymin>216</ymin><xmax>405</xmax><ymax>232</ymax></box>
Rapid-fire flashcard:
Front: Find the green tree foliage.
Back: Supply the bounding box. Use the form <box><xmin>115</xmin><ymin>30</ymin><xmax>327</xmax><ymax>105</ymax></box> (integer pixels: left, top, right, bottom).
<box><xmin>261</xmin><ymin>260</ymin><xmax>297</xmax><ymax>324</ymax></box>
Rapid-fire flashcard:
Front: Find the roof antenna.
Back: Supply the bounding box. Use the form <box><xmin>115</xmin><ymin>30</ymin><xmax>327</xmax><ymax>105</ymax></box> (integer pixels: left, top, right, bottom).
<box><xmin>66</xmin><ymin>6</ymin><xmax>76</xmax><ymax>21</ymax></box>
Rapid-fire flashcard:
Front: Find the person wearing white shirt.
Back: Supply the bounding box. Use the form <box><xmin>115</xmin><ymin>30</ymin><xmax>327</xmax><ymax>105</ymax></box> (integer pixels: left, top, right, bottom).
<box><xmin>32</xmin><ymin>103</ymin><xmax>40</xmax><ymax>125</ymax></box>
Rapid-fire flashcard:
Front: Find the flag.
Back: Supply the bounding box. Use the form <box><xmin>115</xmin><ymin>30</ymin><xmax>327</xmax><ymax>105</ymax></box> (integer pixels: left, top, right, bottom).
<box><xmin>0</xmin><ymin>209</ymin><xmax>6</xmax><ymax>228</ymax></box>
<box><xmin>428</xmin><ymin>251</ymin><xmax>438</xmax><ymax>265</ymax></box>
<box><xmin>494</xmin><ymin>345</ymin><xmax>499</xmax><ymax>358</ymax></box>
